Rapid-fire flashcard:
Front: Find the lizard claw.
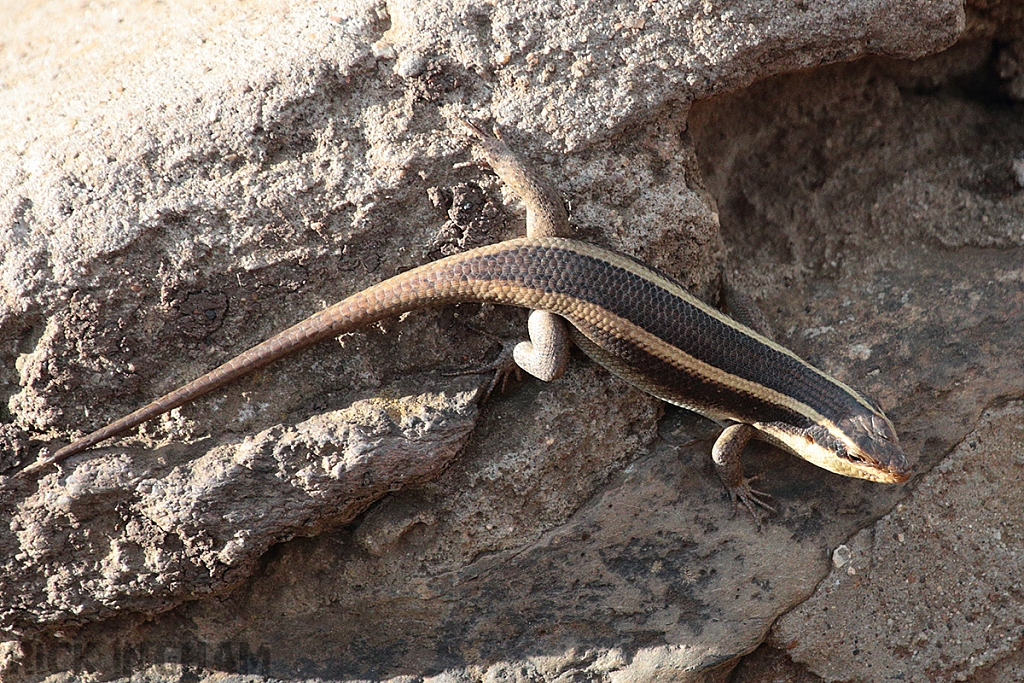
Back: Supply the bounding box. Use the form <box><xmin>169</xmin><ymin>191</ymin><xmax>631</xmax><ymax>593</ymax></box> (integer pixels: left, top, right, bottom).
<box><xmin>443</xmin><ymin>339</ymin><xmax>522</xmax><ymax>402</ymax></box>
<box><xmin>456</xmin><ymin>117</ymin><xmax>501</xmax><ymax>141</ymax></box>
<box><xmin>724</xmin><ymin>475</ymin><xmax>776</xmax><ymax>528</ymax></box>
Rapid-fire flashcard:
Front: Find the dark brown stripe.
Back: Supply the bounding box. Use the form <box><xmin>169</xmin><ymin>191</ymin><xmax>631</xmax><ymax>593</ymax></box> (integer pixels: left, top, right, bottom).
<box><xmin>464</xmin><ymin>244</ymin><xmax>866</xmax><ymax>423</ymax></box>
<box><xmin>577</xmin><ymin>320</ymin><xmax>808</xmax><ymax>426</ymax></box>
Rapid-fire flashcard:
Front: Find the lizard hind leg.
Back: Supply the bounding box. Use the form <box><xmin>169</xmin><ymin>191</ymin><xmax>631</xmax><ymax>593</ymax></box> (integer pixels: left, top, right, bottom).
<box><xmin>513</xmin><ymin>310</ymin><xmax>570</xmax><ymax>382</ymax></box>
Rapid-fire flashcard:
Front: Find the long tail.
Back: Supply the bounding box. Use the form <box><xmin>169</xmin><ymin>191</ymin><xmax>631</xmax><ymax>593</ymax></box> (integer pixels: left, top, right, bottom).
<box><xmin>24</xmin><ymin>239</ymin><xmax>553</xmax><ymax>474</ymax></box>
<box><xmin>23</xmin><ymin>235</ymin><xmax>906</xmax><ymax>482</ymax></box>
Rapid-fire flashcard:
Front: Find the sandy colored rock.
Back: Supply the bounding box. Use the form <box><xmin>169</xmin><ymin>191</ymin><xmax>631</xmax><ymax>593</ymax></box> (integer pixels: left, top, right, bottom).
<box><xmin>6</xmin><ymin>0</ymin><xmax>1024</xmax><ymax>682</ymax></box>
<box><xmin>772</xmin><ymin>402</ymin><xmax>1024</xmax><ymax>682</ymax></box>
<box><xmin>703</xmin><ymin>41</ymin><xmax>1024</xmax><ymax>683</ymax></box>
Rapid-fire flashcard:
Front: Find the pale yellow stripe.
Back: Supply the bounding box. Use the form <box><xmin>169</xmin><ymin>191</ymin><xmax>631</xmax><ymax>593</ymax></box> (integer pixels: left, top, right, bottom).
<box><xmin>527</xmin><ymin>237</ymin><xmax>880</xmax><ymax>417</ymax></box>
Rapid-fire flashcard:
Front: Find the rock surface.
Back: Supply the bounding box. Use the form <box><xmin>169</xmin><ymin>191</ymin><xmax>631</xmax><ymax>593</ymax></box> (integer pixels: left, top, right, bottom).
<box><xmin>698</xmin><ymin>38</ymin><xmax>1024</xmax><ymax>682</ymax></box>
<box><xmin>3</xmin><ymin>0</ymin><xmax>1023</xmax><ymax>681</ymax></box>
<box><xmin>772</xmin><ymin>402</ymin><xmax>1024</xmax><ymax>682</ymax></box>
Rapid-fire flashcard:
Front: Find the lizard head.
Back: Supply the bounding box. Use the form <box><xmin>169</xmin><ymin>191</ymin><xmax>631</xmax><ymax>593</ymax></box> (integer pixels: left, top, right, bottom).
<box><xmin>756</xmin><ymin>406</ymin><xmax>910</xmax><ymax>484</ymax></box>
<box><xmin>827</xmin><ymin>409</ymin><xmax>910</xmax><ymax>483</ymax></box>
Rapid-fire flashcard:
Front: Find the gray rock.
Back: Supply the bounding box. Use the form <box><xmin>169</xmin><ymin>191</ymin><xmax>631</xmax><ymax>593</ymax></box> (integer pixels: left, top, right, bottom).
<box><xmin>771</xmin><ymin>402</ymin><xmax>1024</xmax><ymax>682</ymax></box>
<box><xmin>7</xmin><ymin>1</ymin><xmax>1022</xmax><ymax>682</ymax></box>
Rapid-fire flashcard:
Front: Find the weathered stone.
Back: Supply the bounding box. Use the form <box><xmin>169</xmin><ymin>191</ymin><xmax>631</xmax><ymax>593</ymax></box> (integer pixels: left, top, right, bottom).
<box><xmin>6</xmin><ymin>0</ymin><xmax>1023</xmax><ymax>682</ymax></box>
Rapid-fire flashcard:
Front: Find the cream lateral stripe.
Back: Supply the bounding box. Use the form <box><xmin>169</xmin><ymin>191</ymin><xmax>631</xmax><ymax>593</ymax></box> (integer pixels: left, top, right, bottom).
<box><xmin>534</xmin><ymin>237</ymin><xmax>879</xmax><ymax>416</ymax></box>
<box><xmin>578</xmin><ymin>291</ymin><xmax>857</xmax><ymax>455</ymax></box>
<box><xmin>460</xmin><ymin>275</ymin><xmax>833</xmax><ymax>428</ymax></box>
<box><xmin>575</xmin><ymin>300</ymin><xmax>833</xmax><ymax>426</ymax></box>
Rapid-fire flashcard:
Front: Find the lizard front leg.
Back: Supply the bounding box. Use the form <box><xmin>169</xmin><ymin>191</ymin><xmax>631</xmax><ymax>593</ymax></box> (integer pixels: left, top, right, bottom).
<box><xmin>713</xmin><ymin>269</ymin><xmax>779</xmax><ymax>524</ymax></box>
<box><xmin>711</xmin><ymin>423</ymin><xmax>777</xmax><ymax>527</ymax></box>
<box><xmin>461</xmin><ymin>121</ymin><xmax>572</xmax><ymax>383</ymax></box>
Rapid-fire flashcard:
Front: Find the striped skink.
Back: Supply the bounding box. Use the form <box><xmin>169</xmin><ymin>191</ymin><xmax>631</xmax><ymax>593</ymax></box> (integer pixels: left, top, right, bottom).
<box><xmin>22</xmin><ymin>123</ymin><xmax>910</xmax><ymax>521</ymax></box>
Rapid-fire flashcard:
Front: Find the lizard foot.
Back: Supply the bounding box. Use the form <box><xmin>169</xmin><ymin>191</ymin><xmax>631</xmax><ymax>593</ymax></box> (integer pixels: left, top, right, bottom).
<box><xmin>443</xmin><ymin>339</ymin><xmax>522</xmax><ymax>402</ymax></box>
<box><xmin>724</xmin><ymin>474</ymin><xmax>776</xmax><ymax>528</ymax></box>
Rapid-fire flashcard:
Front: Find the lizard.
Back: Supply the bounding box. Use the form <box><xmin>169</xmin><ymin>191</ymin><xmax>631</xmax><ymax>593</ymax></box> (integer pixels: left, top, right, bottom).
<box><xmin>20</xmin><ymin>121</ymin><xmax>911</xmax><ymax>522</ymax></box>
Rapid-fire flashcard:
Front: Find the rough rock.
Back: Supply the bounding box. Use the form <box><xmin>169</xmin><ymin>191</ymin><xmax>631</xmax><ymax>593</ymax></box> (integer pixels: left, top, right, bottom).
<box><xmin>771</xmin><ymin>403</ymin><xmax>1024</xmax><ymax>682</ymax></box>
<box><xmin>6</xmin><ymin>0</ymin><xmax>1024</xmax><ymax>682</ymax></box>
<box><xmin>2</xmin><ymin>382</ymin><xmax>483</xmax><ymax>633</ymax></box>
<box><xmin>705</xmin><ymin>38</ymin><xmax>1024</xmax><ymax>683</ymax></box>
